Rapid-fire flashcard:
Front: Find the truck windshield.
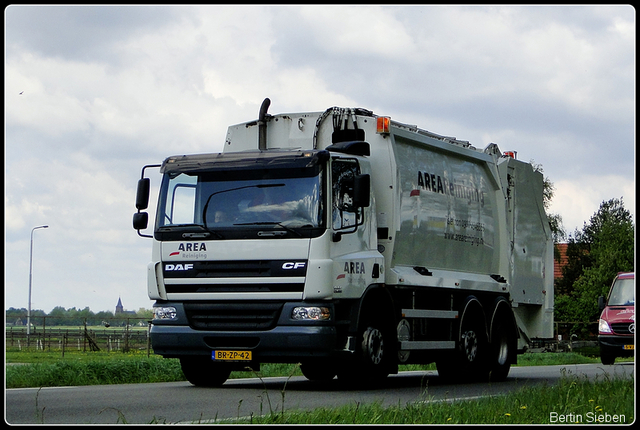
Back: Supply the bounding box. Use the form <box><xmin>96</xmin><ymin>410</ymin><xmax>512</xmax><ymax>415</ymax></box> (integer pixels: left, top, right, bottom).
<box><xmin>156</xmin><ymin>171</ymin><xmax>324</xmax><ymax>237</ymax></box>
<box><xmin>608</xmin><ymin>278</ymin><xmax>635</xmax><ymax>306</ymax></box>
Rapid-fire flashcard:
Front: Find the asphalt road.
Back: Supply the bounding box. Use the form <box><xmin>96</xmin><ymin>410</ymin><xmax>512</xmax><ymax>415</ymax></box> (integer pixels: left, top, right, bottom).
<box><xmin>5</xmin><ymin>363</ymin><xmax>634</xmax><ymax>424</ymax></box>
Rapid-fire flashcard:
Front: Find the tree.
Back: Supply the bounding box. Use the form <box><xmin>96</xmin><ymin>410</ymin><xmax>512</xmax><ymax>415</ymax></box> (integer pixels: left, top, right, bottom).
<box><xmin>554</xmin><ymin>235</ymin><xmax>591</xmax><ymax>297</ymax></box>
<box><xmin>531</xmin><ymin>161</ymin><xmax>566</xmax><ymax>242</ymax></box>
<box><xmin>5</xmin><ymin>306</ymin><xmax>152</xmax><ymax>326</ymax></box>
<box><xmin>47</xmin><ymin>306</ymin><xmax>68</xmax><ymax>325</ymax></box>
<box><xmin>555</xmin><ymin>198</ymin><xmax>635</xmax><ymax>330</ymax></box>
<box><xmin>136</xmin><ymin>308</ymin><xmax>153</xmax><ymax>320</ymax></box>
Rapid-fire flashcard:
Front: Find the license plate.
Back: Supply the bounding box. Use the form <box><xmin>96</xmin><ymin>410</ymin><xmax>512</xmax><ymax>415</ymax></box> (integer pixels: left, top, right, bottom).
<box><xmin>623</xmin><ymin>345</ymin><xmax>634</xmax><ymax>350</ymax></box>
<box><xmin>213</xmin><ymin>350</ymin><xmax>252</xmax><ymax>361</ymax></box>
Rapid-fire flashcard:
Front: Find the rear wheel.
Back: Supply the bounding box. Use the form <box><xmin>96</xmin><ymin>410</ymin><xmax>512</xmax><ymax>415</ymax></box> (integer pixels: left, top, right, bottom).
<box><xmin>437</xmin><ymin>298</ymin><xmax>489</xmax><ymax>382</ymax></box>
<box><xmin>488</xmin><ymin>300</ymin><xmax>516</xmax><ymax>382</ymax></box>
<box><xmin>180</xmin><ymin>357</ymin><xmax>231</xmax><ymax>387</ymax></box>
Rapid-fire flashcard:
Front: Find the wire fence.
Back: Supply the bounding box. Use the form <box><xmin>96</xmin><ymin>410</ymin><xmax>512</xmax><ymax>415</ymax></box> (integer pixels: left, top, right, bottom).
<box><xmin>555</xmin><ymin>321</ymin><xmax>599</xmax><ymax>341</ymax></box>
<box><xmin>5</xmin><ymin>315</ymin><xmax>152</xmax><ymax>355</ymax></box>
<box><xmin>527</xmin><ymin>321</ymin><xmax>599</xmax><ymax>353</ymax></box>
<box><xmin>6</xmin><ymin>315</ymin><xmax>601</xmax><ymax>356</ymax></box>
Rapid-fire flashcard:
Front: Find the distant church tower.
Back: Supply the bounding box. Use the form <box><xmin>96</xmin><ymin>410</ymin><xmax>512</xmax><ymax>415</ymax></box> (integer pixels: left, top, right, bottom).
<box><xmin>115</xmin><ymin>297</ymin><xmax>124</xmax><ymax>315</ymax></box>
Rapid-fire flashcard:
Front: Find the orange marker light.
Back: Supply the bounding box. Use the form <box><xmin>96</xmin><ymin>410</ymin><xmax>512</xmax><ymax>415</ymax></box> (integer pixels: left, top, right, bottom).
<box><xmin>376</xmin><ymin>116</ymin><xmax>390</xmax><ymax>134</ymax></box>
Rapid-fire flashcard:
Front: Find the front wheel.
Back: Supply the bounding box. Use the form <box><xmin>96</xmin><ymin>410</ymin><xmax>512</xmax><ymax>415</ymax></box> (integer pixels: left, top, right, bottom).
<box><xmin>600</xmin><ymin>351</ymin><xmax>616</xmax><ymax>365</ymax></box>
<box><xmin>300</xmin><ymin>361</ymin><xmax>337</xmax><ymax>381</ymax></box>
<box><xmin>180</xmin><ymin>357</ymin><xmax>231</xmax><ymax>387</ymax></box>
<box><xmin>337</xmin><ymin>319</ymin><xmax>395</xmax><ymax>384</ymax></box>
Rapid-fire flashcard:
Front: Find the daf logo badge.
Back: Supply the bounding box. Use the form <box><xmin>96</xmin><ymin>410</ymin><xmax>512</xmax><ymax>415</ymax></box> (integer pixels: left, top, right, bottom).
<box><xmin>165</xmin><ymin>263</ymin><xmax>194</xmax><ymax>271</ymax></box>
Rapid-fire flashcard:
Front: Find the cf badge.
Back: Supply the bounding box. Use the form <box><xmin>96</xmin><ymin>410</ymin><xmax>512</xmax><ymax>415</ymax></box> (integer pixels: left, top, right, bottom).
<box><xmin>282</xmin><ymin>262</ymin><xmax>306</xmax><ymax>270</ymax></box>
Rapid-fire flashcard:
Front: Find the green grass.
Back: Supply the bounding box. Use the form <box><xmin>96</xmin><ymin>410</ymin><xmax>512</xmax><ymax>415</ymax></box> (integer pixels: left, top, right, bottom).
<box><xmin>5</xmin><ymin>350</ymin><xmax>310</xmax><ymax>388</ymax></box>
<box><xmin>6</xmin><ymin>349</ymin><xmax>152</xmax><ymax>364</ymax></box>
<box><xmin>5</xmin><ymin>349</ymin><xmax>626</xmax><ymax>389</ymax></box>
<box><xmin>515</xmin><ymin>351</ymin><xmax>600</xmax><ymax>366</ymax></box>
<box><xmin>6</xmin><ymin>354</ymin><xmax>185</xmax><ymax>388</ymax></box>
<box><xmin>225</xmin><ymin>374</ymin><xmax>634</xmax><ymax>424</ymax></box>
<box><xmin>6</xmin><ymin>350</ymin><xmax>634</xmax><ymax>424</ymax></box>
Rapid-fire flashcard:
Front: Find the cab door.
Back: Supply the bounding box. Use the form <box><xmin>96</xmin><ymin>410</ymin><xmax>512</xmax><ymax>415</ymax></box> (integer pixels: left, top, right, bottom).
<box><xmin>329</xmin><ymin>157</ymin><xmax>380</xmax><ymax>298</ymax></box>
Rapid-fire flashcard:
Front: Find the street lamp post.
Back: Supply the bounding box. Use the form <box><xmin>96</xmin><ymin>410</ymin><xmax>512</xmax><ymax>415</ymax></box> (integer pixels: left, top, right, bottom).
<box><xmin>27</xmin><ymin>225</ymin><xmax>48</xmax><ymax>341</ymax></box>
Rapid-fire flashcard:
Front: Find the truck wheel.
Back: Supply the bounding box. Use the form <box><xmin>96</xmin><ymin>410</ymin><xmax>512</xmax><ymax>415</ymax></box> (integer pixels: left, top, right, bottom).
<box><xmin>489</xmin><ymin>321</ymin><xmax>513</xmax><ymax>381</ymax></box>
<box><xmin>300</xmin><ymin>361</ymin><xmax>337</xmax><ymax>381</ymax></box>
<box><xmin>180</xmin><ymin>357</ymin><xmax>231</xmax><ymax>387</ymax></box>
<box><xmin>489</xmin><ymin>300</ymin><xmax>516</xmax><ymax>382</ymax></box>
<box><xmin>437</xmin><ymin>299</ymin><xmax>488</xmax><ymax>382</ymax></box>
<box><xmin>338</xmin><ymin>319</ymin><xmax>394</xmax><ymax>384</ymax></box>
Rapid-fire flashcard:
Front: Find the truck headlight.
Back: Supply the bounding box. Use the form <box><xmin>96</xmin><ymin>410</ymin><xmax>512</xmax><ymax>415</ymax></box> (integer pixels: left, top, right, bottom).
<box><xmin>598</xmin><ymin>319</ymin><xmax>612</xmax><ymax>334</ymax></box>
<box><xmin>154</xmin><ymin>306</ymin><xmax>178</xmax><ymax>320</ymax></box>
<box><xmin>292</xmin><ymin>306</ymin><xmax>330</xmax><ymax>321</ymax></box>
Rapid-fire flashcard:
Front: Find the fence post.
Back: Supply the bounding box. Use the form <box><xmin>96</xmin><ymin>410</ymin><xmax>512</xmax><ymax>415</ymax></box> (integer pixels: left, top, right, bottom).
<box><xmin>42</xmin><ymin>316</ymin><xmax>47</xmax><ymax>352</ymax></box>
<box><xmin>123</xmin><ymin>318</ymin><xmax>130</xmax><ymax>353</ymax></box>
<box><xmin>147</xmin><ymin>321</ymin><xmax>152</xmax><ymax>357</ymax></box>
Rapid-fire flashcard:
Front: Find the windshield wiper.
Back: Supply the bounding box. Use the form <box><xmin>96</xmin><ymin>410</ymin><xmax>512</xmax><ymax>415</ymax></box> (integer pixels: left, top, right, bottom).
<box><xmin>234</xmin><ymin>221</ymin><xmax>304</xmax><ymax>237</ymax></box>
<box><xmin>158</xmin><ymin>224</ymin><xmax>222</xmax><ymax>239</ymax></box>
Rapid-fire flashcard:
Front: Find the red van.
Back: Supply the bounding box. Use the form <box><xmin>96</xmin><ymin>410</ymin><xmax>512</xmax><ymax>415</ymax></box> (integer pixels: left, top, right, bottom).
<box><xmin>598</xmin><ymin>272</ymin><xmax>635</xmax><ymax>365</ymax></box>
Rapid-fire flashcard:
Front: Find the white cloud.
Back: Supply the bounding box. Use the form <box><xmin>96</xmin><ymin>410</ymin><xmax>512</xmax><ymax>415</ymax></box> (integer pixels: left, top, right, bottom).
<box><xmin>4</xmin><ymin>5</ymin><xmax>635</xmax><ymax>313</ymax></box>
<box><xmin>550</xmin><ymin>175</ymin><xmax>636</xmax><ymax>235</ymax></box>
<box><xmin>294</xmin><ymin>5</ymin><xmax>417</xmax><ymax>59</ymax></box>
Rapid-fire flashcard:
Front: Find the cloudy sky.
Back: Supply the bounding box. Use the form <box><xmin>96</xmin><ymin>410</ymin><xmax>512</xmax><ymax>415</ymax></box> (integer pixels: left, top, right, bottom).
<box><xmin>5</xmin><ymin>5</ymin><xmax>635</xmax><ymax>314</ymax></box>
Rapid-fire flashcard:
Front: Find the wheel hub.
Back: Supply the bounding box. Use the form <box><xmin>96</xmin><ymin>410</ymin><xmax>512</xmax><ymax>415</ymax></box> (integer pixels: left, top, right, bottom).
<box><xmin>496</xmin><ymin>332</ymin><xmax>509</xmax><ymax>365</ymax></box>
<box><xmin>362</xmin><ymin>327</ymin><xmax>384</xmax><ymax>365</ymax></box>
<box><xmin>462</xmin><ymin>330</ymin><xmax>478</xmax><ymax>362</ymax></box>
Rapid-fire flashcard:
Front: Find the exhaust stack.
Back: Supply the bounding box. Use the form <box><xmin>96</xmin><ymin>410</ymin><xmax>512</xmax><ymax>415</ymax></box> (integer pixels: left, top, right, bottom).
<box><xmin>258</xmin><ymin>98</ymin><xmax>271</xmax><ymax>150</ymax></box>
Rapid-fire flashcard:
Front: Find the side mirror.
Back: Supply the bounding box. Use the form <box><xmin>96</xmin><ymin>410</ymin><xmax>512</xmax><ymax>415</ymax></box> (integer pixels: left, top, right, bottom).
<box><xmin>598</xmin><ymin>295</ymin><xmax>606</xmax><ymax>311</ymax></box>
<box><xmin>133</xmin><ymin>212</ymin><xmax>149</xmax><ymax>231</ymax></box>
<box><xmin>353</xmin><ymin>174</ymin><xmax>370</xmax><ymax>208</ymax></box>
<box><xmin>136</xmin><ymin>178</ymin><xmax>151</xmax><ymax>210</ymax></box>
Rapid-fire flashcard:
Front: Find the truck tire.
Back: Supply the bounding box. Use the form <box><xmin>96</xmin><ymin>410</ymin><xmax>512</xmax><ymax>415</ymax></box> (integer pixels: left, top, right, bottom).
<box><xmin>437</xmin><ymin>297</ymin><xmax>489</xmax><ymax>382</ymax></box>
<box><xmin>300</xmin><ymin>361</ymin><xmax>337</xmax><ymax>381</ymax></box>
<box><xmin>488</xmin><ymin>298</ymin><xmax>517</xmax><ymax>382</ymax></box>
<box><xmin>180</xmin><ymin>357</ymin><xmax>231</xmax><ymax>387</ymax></box>
<box><xmin>337</xmin><ymin>311</ymin><xmax>395</xmax><ymax>384</ymax></box>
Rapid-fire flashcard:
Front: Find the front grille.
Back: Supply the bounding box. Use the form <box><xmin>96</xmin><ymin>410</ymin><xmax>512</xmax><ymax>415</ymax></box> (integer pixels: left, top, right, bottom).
<box><xmin>184</xmin><ymin>301</ymin><xmax>284</xmax><ymax>331</ymax></box>
<box><xmin>166</xmin><ymin>283</ymin><xmax>304</xmax><ymax>294</ymax></box>
<box><xmin>611</xmin><ymin>323</ymin><xmax>635</xmax><ymax>335</ymax></box>
<box><xmin>163</xmin><ymin>260</ymin><xmax>307</xmax><ymax>278</ymax></box>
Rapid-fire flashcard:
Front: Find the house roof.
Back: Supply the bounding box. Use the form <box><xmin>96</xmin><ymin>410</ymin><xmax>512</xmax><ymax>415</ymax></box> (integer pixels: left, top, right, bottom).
<box><xmin>554</xmin><ymin>243</ymin><xmax>569</xmax><ymax>279</ymax></box>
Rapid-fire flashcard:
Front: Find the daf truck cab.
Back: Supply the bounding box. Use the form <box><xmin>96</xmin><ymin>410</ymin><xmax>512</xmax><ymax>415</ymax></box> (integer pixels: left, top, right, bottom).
<box><xmin>598</xmin><ymin>272</ymin><xmax>635</xmax><ymax>365</ymax></box>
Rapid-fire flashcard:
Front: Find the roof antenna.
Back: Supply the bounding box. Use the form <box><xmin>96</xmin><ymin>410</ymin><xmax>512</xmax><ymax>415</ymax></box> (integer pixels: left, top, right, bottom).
<box><xmin>258</xmin><ymin>98</ymin><xmax>271</xmax><ymax>150</ymax></box>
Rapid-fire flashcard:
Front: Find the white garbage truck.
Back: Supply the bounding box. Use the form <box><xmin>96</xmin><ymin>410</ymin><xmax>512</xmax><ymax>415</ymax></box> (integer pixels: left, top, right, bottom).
<box><xmin>133</xmin><ymin>99</ymin><xmax>554</xmax><ymax>386</ymax></box>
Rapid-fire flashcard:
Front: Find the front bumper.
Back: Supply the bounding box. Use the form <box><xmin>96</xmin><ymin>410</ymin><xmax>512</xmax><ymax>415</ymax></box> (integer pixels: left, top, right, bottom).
<box><xmin>598</xmin><ymin>334</ymin><xmax>635</xmax><ymax>358</ymax></box>
<box><xmin>151</xmin><ymin>324</ymin><xmax>341</xmax><ymax>361</ymax></box>
<box><xmin>149</xmin><ymin>300</ymin><xmax>351</xmax><ymax>362</ymax></box>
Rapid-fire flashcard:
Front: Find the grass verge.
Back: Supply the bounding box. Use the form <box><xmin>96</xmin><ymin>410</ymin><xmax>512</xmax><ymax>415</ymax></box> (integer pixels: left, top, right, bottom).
<box><xmin>6</xmin><ymin>350</ymin><xmax>633</xmax><ymax>424</ymax></box>
<box><xmin>4</xmin><ymin>350</ymin><xmax>629</xmax><ymax>389</ymax></box>
<box><xmin>225</xmin><ymin>373</ymin><xmax>634</xmax><ymax>424</ymax></box>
